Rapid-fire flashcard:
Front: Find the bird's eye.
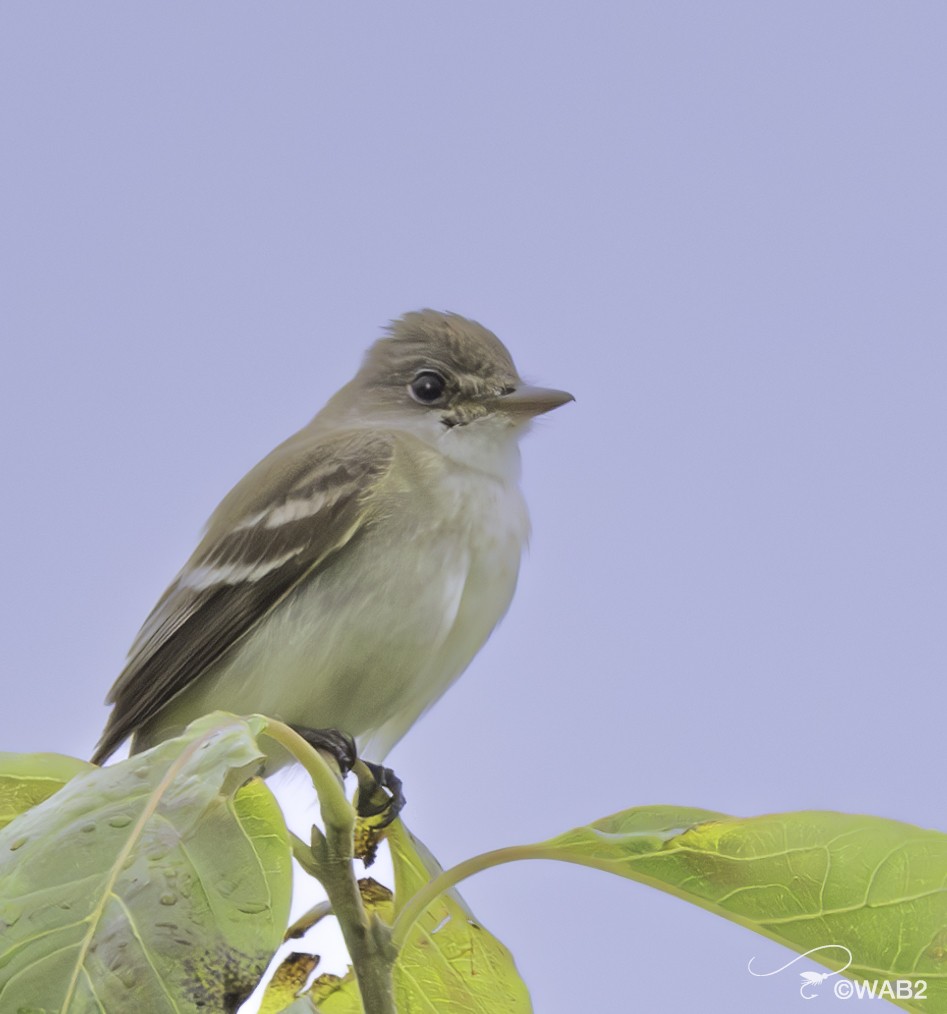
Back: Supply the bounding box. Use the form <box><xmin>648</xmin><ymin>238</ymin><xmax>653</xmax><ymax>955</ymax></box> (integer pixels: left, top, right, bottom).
<box><xmin>409</xmin><ymin>370</ymin><xmax>447</xmax><ymax>404</ymax></box>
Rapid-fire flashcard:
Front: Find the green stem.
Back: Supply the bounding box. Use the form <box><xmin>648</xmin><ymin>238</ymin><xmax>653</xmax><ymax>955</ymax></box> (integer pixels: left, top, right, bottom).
<box><xmin>290</xmin><ymin>832</ymin><xmax>320</xmax><ymax>875</ymax></box>
<box><xmin>262</xmin><ymin>719</ymin><xmax>397</xmax><ymax>1014</ymax></box>
<box><xmin>311</xmin><ymin>828</ymin><xmax>397</xmax><ymax>1014</ymax></box>
<box><xmin>391</xmin><ymin>843</ymin><xmax>558</xmax><ymax>950</ymax></box>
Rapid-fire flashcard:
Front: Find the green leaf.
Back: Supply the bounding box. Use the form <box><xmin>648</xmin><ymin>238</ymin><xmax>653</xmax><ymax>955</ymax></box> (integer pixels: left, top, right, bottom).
<box><xmin>306</xmin><ymin>969</ymin><xmax>363</xmax><ymax>1013</ymax></box>
<box><xmin>386</xmin><ymin>820</ymin><xmax>533</xmax><ymax>1014</ymax></box>
<box><xmin>0</xmin><ymin>751</ymin><xmax>95</xmax><ymax>830</ymax></box>
<box><xmin>539</xmin><ymin>806</ymin><xmax>947</xmax><ymax>1013</ymax></box>
<box><xmin>0</xmin><ymin>712</ymin><xmax>292</xmax><ymax>1013</ymax></box>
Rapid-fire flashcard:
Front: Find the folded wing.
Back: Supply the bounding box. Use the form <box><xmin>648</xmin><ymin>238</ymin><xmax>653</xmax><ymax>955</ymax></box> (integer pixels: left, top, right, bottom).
<box><xmin>92</xmin><ymin>430</ymin><xmax>395</xmax><ymax>763</ymax></box>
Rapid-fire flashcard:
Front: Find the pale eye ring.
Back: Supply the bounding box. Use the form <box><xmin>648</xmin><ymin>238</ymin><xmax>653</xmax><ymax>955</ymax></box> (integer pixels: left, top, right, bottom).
<box><xmin>409</xmin><ymin>370</ymin><xmax>447</xmax><ymax>404</ymax></box>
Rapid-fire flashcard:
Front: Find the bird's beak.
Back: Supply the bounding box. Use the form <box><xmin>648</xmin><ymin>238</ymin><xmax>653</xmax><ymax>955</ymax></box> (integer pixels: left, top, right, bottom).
<box><xmin>494</xmin><ymin>384</ymin><xmax>575</xmax><ymax>418</ymax></box>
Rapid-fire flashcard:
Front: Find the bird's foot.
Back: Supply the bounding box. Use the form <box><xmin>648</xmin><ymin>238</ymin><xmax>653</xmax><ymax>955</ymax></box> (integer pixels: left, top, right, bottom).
<box><xmin>288</xmin><ymin>724</ymin><xmax>358</xmax><ymax>775</ymax></box>
<box><xmin>352</xmin><ymin>760</ymin><xmax>405</xmax><ymax>866</ymax></box>
<box><xmin>354</xmin><ymin>760</ymin><xmax>405</xmax><ymax>827</ymax></box>
<box><xmin>288</xmin><ymin>724</ymin><xmax>405</xmax><ymax>826</ymax></box>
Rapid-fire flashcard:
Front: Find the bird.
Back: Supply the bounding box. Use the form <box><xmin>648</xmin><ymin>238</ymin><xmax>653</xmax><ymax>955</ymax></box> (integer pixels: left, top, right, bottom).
<box><xmin>92</xmin><ymin>310</ymin><xmax>572</xmax><ymax>779</ymax></box>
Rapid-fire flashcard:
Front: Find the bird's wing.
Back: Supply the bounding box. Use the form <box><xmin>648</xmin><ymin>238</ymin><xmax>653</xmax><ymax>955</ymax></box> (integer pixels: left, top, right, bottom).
<box><xmin>92</xmin><ymin>429</ymin><xmax>397</xmax><ymax>764</ymax></box>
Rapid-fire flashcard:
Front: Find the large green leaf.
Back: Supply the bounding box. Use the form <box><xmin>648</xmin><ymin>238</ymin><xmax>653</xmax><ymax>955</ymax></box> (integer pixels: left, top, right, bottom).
<box><xmin>0</xmin><ymin>751</ymin><xmax>95</xmax><ymax>830</ymax></box>
<box><xmin>0</xmin><ymin>712</ymin><xmax>292</xmax><ymax>1013</ymax></box>
<box><xmin>538</xmin><ymin>806</ymin><xmax>947</xmax><ymax>1012</ymax></box>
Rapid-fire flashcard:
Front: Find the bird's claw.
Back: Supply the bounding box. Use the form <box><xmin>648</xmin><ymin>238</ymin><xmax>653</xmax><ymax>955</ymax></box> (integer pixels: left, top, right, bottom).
<box><xmin>355</xmin><ymin>760</ymin><xmax>405</xmax><ymax>828</ymax></box>
<box><xmin>287</xmin><ymin>724</ymin><xmax>405</xmax><ymax>826</ymax></box>
<box><xmin>287</xmin><ymin>725</ymin><xmax>404</xmax><ymax>866</ymax></box>
<box><xmin>288</xmin><ymin>724</ymin><xmax>358</xmax><ymax>775</ymax></box>
<box><xmin>352</xmin><ymin>760</ymin><xmax>405</xmax><ymax>866</ymax></box>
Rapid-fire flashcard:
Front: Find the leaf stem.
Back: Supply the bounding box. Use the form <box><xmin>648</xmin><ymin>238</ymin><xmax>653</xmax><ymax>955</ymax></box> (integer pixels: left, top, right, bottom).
<box><xmin>262</xmin><ymin>719</ymin><xmax>397</xmax><ymax>1014</ymax></box>
<box><xmin>390</xmin><ymin>843</ymin><xmax>557</xmax><ymax>950</ymax></box>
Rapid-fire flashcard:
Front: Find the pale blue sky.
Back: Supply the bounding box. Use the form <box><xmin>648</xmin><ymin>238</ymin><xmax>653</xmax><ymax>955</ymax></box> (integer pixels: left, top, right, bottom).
<box><xmin>2</xmin><ymin>4</ymin><xmax>945</xmax><ymax>1010</ymax></box>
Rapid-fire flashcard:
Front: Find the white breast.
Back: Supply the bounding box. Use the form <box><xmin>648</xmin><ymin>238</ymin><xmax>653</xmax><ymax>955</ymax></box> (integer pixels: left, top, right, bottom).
<box><xmin>357</xmin><ymin>446</ymin><xmax>530</xmax><ymax>757</ymax></box>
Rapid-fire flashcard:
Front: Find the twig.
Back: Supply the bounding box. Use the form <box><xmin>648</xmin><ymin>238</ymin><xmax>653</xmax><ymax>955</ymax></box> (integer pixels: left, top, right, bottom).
<box><xmin>263</xmin><ymin>720</ymin><xmax>397</xmax><ymax>1014</ymax></box>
